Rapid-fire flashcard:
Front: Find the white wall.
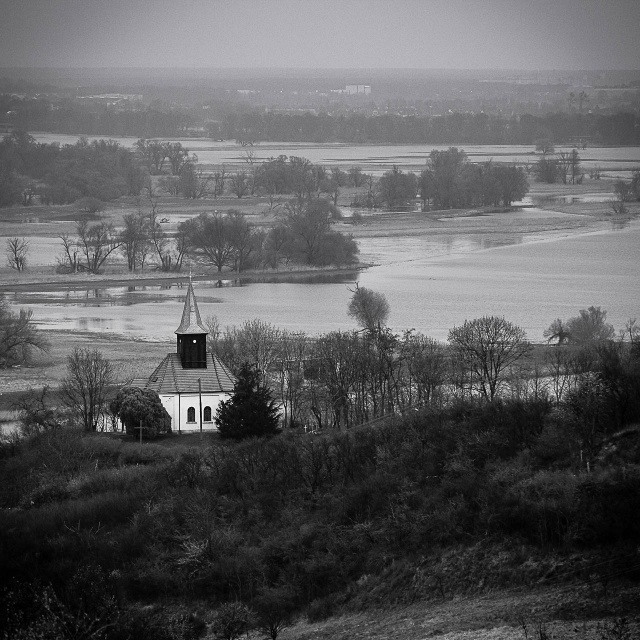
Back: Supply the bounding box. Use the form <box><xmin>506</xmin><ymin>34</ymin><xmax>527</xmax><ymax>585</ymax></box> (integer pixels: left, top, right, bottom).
<box><xmin>160</xmin><ymin>393</ymin><xmax>230</xmax><ymax>432</ymax></box>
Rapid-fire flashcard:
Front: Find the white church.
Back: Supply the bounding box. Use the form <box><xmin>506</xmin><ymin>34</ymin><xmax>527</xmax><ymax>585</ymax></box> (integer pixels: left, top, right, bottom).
<box><xmin>130</xmin><ymin>281</ymin><xmax>235</xmax><ymax>432</ymax></box>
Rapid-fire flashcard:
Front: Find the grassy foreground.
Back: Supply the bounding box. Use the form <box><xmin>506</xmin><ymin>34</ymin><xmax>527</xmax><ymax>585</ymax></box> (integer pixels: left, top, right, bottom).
<box><xmin>1</xmin><ymin>394</ymin><xmax>639</xmax><ymax>639</ymax></box>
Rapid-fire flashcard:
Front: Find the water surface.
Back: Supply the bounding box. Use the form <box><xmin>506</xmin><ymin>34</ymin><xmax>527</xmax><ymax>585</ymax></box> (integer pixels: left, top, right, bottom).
<box><xmin>7</xmin><ymin>218</ymin><xmax>639</xmax><ymax>343</ymax></box>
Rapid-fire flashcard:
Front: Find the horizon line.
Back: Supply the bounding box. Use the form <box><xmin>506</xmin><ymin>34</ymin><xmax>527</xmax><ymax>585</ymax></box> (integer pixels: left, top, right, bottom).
<box><xmin>2</xmin><ymin>66</ymin><xmax>640</xmax><ymax>73</ymax></box>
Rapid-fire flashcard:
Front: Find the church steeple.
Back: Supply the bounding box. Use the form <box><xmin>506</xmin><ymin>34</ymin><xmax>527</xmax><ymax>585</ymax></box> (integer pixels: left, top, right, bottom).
<box><xmin>175</xmin><ymin>280</ymin><xmax>208</xmax><ymax>368</ymax></box>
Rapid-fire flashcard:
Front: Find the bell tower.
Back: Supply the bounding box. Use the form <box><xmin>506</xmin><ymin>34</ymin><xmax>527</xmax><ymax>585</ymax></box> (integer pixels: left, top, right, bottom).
<box><xmin>175</xmin><ymin>280</ymin><xmax>208</xmax><ymax>369</ymax></box>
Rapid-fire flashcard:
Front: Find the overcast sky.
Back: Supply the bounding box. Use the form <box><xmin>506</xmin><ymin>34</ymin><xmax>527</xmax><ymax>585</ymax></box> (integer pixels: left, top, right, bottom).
<box><xmin>1</xmin><ymin>0</ymin><xmax>638</xmax><ymax>70</ymax></box>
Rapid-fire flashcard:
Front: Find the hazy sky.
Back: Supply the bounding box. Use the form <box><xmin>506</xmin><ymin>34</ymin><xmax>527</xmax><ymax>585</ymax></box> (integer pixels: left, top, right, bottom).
<box><xmin>1</xmin><ymin>0</ymin><xmax>638</xmax><ymax>70</ymax></box>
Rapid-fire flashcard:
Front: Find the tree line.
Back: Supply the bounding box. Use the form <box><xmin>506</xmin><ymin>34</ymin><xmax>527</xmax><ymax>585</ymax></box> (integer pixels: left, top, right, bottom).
<box><xmin>0</xmin><ymin>132</ymin><xmax>527</xmax><ymax>214</ymax></box>
<box><xmin>221</xmin><ymin>110</ymin><xmax>640</xmax><ymax>146</ymax></box>
<box><xmin>150</xmin><ymin>147</ymin><xmax>529</xmax><ymax>213</ymax></box>
<box><xmin>204</xmin><ymin>297</ymin><xmax>640</xmax><ymax>437</ymax></box>
<box><xmin>52</xmin><ymin>201</ymin><xmax>357</xmax><ymax>275</ymax></box>
<box><xmin>0</xmin><ymin>132</ymin><xmax>144</xmax><ymax>207</ymax></box>
<box><xmin>0</xmin><ymin>93</ymin><xmax>194</xmax><ymax>138</ymax></box>
<box><xmin>373</xmin><ymin>148</ymin><xmax>529</xmax><ymax>211</ymax></box>
<box><xmin>3</xmin><ymin>89</ymin><xmax>639</xmax><ymax>145</ymax></box>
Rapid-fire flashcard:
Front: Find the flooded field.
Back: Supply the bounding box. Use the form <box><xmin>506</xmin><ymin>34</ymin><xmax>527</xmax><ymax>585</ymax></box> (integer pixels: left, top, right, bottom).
<box><xmin>5</xmin><ymin>215</ymin><xmax>639</xmax><ymax>343</ymax></box>
<box><xmin>4</xmin><ymin>139</ymin><xmax>639</xmax><ymax>345</ymax></box>
<box><xmin>31</xmin><ymin>134</ymin><xmax>640</xmax><ymax>178</ymax></box>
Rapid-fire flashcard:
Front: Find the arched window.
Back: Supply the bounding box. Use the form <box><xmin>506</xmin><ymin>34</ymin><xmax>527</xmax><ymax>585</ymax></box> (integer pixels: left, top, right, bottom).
<box><xmin>187</xmin><ymin>407</ymin><xmax>196</xmax><ymax>423</ymax></box>
<box><xmin>203</xmin><ymin>406</ymin><xmax>212</xmax><ymax>422</ymax></box>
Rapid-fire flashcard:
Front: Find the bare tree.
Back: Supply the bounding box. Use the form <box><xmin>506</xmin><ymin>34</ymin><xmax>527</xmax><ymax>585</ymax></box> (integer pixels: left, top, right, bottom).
<box><xmin>235</xmin><ymin>130</ymin><xmax>258</xmax><ymax>147</ymax></box>
<box><xmin>233</xmin><ymin>319</ymin><xmax>283</xmax><ymax>378</ymax></box>
<box><xmin>120</xmin><ymin>212</ymin><xmax>151</xmax><ymax>271</ymax></box>
<box><xmin>204</xmin><ymin>314</ymin><xmax>221</xmax><ymax>353</ymax></box>
<box><xmin>14</xmin><ymin>385</ymin><xmax>60</xmax><ymax>435</ymax></box>
<box><xmin>76</xmin><ymin>220</ymin><xmax>122</xmax><ymax>273</ymax></box>
<box><xmin>544</xmin><ymin>345</ymin><xmax>572</xmax><ymax>404</ymax></box>
<box><xmin>280</xmin><ymin>198</ymin><xmax>336</xmax><ymax>265</ymax></box>
<box><xmin>241</xmin><ymin>149</ymin><xmax>257</xmax><ymax>165</ymax></box>
<box><xmin>556</xmin><ymin>151</ymin><xmax>571</xmax><ymax>184</ymax></box>
<box><xmin>569</xmin><ymin>149</ymin><xmax>582</xmax><ymax>184</ymax></box>
<box><xmin>226</xmin><ymin>210</ymin><xmax>258</xmax><ymax>271</ymax></box>
<box><xmin>402</xmin><ymin>331</ymin><xmax>448</xmax><ymax>407</ymax></box>
<box><xmin>180</xmin><ymin>163</ymin><xmax>212</xmax><ymax>199</ymax></box>
<box><xmin>212</xmin><ymin>165</ymin><xmax>228</xmax><ymax>198</ymax></box>
<box><xmin>349</xmin><ymin>166</ymin><xmax>365</xmax><ymax>187</ymax></box>
<box><xmin>58</xmin><ymin>234</ymin><xmax>82</xmax><ymax>273</ymax></box>
<box><xmin>183</xmin><ymin>213</ymin><xmax>233</xmax><ymax>272</ymax></box>
<box><xmin>448</xmin><ymin>316</ymin><xmax>531</xmax><ymax>401</ymax></box>
<box><xmin>535</xmin><ymin>138</ymin><xmax>555</xmax><ymax>155</ymax></box>
<box><xmin>6</xmin><ymin>237</ymin><xmax>29</xmax><ymax>271</ymax></box>
<box><xmin>272</xmin><ymin>330</ymin><xmax>309</xmax><ymax>429</ymax></box>
<box><xmin>0</xmin><ymin>296</ymin><xmax>49</xmax><ymax>367</ymax></box>
<box><xmin>173</xmin><ymin>222</ymin><xmax>190</xmax><ymax>272</ymax></box>
<box><xmin>610</xmin><ymin>179</ymin><xmax>633</xmax><ymax>214</ymax></box>
<box><xmin>165</xmin><ymin>142</ymin><xmax>191</xmax><ymax>175</ymax></box>
<box><xmin>158</xmin><ymin>175</ymin><xmax>181</xmax><ymax>196</ymax></box>
<box><xmin>365</xmin><ymin>173</ymin><xmax>378</xmax><ymax>209</ymax></box>
<box><xmin>61</xmin><ymin>348</ymin><xmax>116</xmax><ymax>432</ymax></box>
<box><xmin>135</xmin><ymin>139</ymin><xmax>168</xmax><ymax>174</ymax></box>
<box><xmin>230</xmin><ymin>170</ymin><xmax>250</xmax><ymax>198</ymax></box>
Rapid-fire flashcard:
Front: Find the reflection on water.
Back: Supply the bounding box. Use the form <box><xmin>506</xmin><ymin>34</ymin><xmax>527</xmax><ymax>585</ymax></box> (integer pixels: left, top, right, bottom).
<box><xmin>8</xmin><ymin>271</ymin><xmax>360</xmax><ymax>309</ymax></box>
<box><xmin>609</xmin><ymin>216</ymin><xmax>636</xmax><ymax>230</ymax></box>
<box><xmin>7</xmin><ymin>219</ymin><xmax>640</xmax><ymax>342</ymax></box>
<box><xmin>76</xmin><ymin>317</ymin><xmax>117</xmax><ymax>331</ymax></box>
<box><xmin>531</xmin><ymin>193</ymin><xmax>613</xmax><ymax>206</ymax></box>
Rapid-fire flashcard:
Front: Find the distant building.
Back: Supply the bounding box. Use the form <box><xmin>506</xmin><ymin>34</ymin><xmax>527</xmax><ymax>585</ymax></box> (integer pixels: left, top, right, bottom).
<box><xmin>76</xmin><ymin>94</ymin><xmax>143</xmax><ymax>108</ymax></box>
<box><xmin>331</xmin><ymin>85</ymin><xmax>372</xmax><ymax>96</ymax></box>
<box><xmin>129</xmin><ymin>281</ymin><xmax>235</xmax><ymax>432</ymax></box>
<box><xmin>345</xmin><ymin>85</ymin><xmax>371</xmax><ymax>95</ymax></box>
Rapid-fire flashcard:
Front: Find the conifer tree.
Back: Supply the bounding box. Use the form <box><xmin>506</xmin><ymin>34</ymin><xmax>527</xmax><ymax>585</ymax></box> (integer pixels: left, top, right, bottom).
<box><xmin>215</xmin><ymin>362</ymin><xmax>280</xmax><ymax>439</ymax></box>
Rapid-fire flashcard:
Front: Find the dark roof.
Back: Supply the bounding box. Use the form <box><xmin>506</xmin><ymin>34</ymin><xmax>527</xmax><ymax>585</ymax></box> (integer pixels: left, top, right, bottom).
<box><xmin>175</xmin><ymin>281</ymin><xmax>208</xmax><ymax>335</ymax></box>
<box><xmin>131</xmin><ymin>352</ymin><xmax>235</xmax><ymax>395</ymax></box>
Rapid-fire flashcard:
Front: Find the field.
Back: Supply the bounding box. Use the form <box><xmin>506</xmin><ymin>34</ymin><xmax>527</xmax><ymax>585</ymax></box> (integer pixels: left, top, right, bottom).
<box><xmin>0</xmin><ymin>175</ymin><xmax>637</xmax><ymax>407</ymax></box>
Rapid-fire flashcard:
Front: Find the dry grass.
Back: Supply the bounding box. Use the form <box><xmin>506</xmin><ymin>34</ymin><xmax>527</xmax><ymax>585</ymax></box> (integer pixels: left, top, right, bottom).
<box><xmin>0</xmin><ymin>332</ymin><xmax>170</xmax><ymax>405</ymax></box>
<box><xmin>280</xmin><ymin>585</ymin><xmax>640</xmax><ymax>639</ymax></box>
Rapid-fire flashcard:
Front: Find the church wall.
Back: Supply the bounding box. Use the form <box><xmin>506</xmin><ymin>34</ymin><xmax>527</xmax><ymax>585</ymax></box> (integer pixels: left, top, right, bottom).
<box><xmin>160</xmin><ymin>392</ymin><xmax>231</xmax><ymax>432</ymax></box>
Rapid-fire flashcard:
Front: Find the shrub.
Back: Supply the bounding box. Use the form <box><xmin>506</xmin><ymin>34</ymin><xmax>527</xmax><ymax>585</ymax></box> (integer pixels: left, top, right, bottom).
<box><xmin>166</xmin><ymin>450</ymin><xmax>206</xmax><ymax>488</ymax></box>
<box><xmin>75</xmin><ymin>196</ymin><xmax>106</xmax><ymax>213</ymax></box>
<box><xmin>210</xmin><ymin>602</ymin><xmax>254</xmax><ymax>640</ymax></box>
<box><xmin>253</xmin><ymin>586</ymin><xmax>297</xmax><ymax>640</ymax></box>
<box><xmin>110</xmin><ymin>387</ymin><xmax>171</xmax><ymax>439</ymax></box>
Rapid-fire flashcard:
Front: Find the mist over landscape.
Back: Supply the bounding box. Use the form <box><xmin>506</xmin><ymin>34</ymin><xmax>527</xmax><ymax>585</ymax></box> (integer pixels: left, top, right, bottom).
<box><xmin>1</xmin><ymin>2</ymin><xmax>640</xmax><ymax>639</ymax></box>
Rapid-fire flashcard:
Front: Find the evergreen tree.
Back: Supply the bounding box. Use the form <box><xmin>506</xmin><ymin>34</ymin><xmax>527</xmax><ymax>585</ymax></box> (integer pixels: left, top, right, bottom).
<box><xmin>215</xmin><ymin>362</ymin><xmax>280</xmax><ymax>439</ymax></box>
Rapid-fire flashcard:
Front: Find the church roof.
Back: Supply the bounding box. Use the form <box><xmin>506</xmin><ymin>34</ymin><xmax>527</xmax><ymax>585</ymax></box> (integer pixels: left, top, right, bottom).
<box><xmin>130</xmin><ymin>352</ymin><xmax>235</xmax><ymax>395</ymax></box>
<box><xmin>175</xmin><ymin>281</ymin><xmax>208</xmax><ymax>335</ymax></box>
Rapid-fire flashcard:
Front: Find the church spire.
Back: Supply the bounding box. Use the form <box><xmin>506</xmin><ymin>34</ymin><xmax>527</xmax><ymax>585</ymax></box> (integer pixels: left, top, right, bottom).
<box><xmin>175</xmin><ymin>279</ymin><xmax>208</xmax><ymax>335</ymax></box>
<box><xmin>175</xmin><ymin>280</ymin><xmax>208</xmax><ymax>369</ymax></box>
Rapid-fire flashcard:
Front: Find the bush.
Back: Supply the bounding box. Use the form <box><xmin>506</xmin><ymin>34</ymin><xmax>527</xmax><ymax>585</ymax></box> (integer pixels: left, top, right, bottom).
<box><xmin>110</xmin><ymin>387</ymin><xmax>171</xmax><ymax>439</ymax></box>
<box><xmin>76</xmin><ymin>196</ymin><xmax>106</xmax><ymax>213</ymax></box>
<box><xmin>165</xmin><ymin>450</ymin><xmax>206</xmax><ymax>488</ymax></box>
<box><xmin>210</xmin><ymin>602</ymin><xmax>254</xmax><ymax>640</ymax></box>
